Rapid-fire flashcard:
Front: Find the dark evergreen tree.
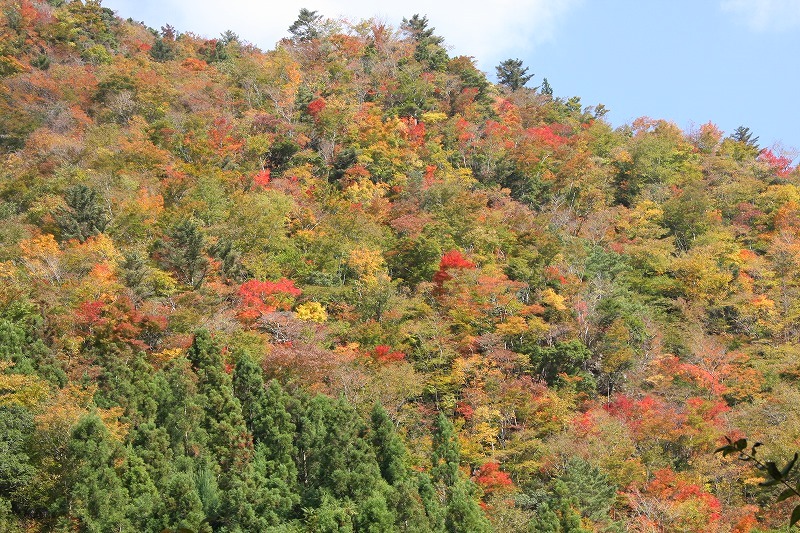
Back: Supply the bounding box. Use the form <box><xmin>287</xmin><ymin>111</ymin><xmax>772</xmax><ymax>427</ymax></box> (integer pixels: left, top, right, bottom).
<box><xmin>187</xmin><ymin>330</ymin><xmax>244</xmax><ymax>463</ymax></box>
<box><xmin>234</xmin><ymin>358</ymin><xmax>300</xmax><ymax>524</ymax></box>
<box><xmin>541</xmin><ymin>77</ymin><xmax>553</xmax><ymax>97</ymax></box>
<box><xmin>120</xmin><ymin>250</ymin><xmax>149</xmax><ymax>297</ymax></box>
<box><xmin>0</xmin><ymin>315</ymin><xmax>36</xmax><ymax>375</ymax></box>
<box><xmin>294</xmin><ymin>392</ymin><xmax>329</xmax><ymax>507</ymax></box>
<box><xmin>731</xmin><ymin>125</ymin><xmax>760</xmax><ymax>148</ymax></box>
<box><xmin>294</xmin><ymin>393</ymin><xmax>398</xmax><ymax>530</ymax></box>
<box><xmin>256</xmin><ymin>380</ymin><xmax>299</xmax><ymax>485</ymax></box>
<box><xmin>527</xmin><ymin>493</ymin><xmax>587</xmax><ymax>533</ymax></box>
<box><xmin>724</xmin><ymin>125</ymin><xmax>761</xmax><ymax>161</ymax></box>
<box><xmin>371</xmin><ymin>403</ymin><xmax>408</xmax><ymax>485</ymax></box>
<box><xmin>402</xmin><ymin>14</ymin><xmax>442</xmax><ymax>43</ymax></box>
<box><xmin>119</xmin><ymin>450</ymin><xmax>160</xmax><ymax>532</ymax></box>
<box><xmin>354</xmin><ymin>491</ymin><xmax>396</xmax><ymax>532</ymax></box>
<box><xmin>0</xmin><ymin>405</ymin><xmax>35</xmax><ymax>500</ymax></box>
<box><xmin>186</xmin><ymin>330</ymin><xmax>268</xmax><ymax>531</ymax></box>
<box><xmin>55</xmin><ymin>185</ymin><xmax>110</xmax><ymax>243</ymax></box>
<box><xmin>319</xmin><ymin>397</ymin><xmax>387</xmax><ymax>503</ymax></box>
<box><xmin>417</xmin><ymin>472</ymin><xmax>447</xmax><ymax>532</ymax></box>
<box><xmin>220</xmin><ymin>30</ymin><xmax>240</xmax><ymax>45</ymax></box>
<box><xmin>522</xmin><ymin>464</ymin><xmax>605</xmax><ymax>533</ymax></box>
<box><xmin>371</xmin><ymin>403</ymin><xmax>442</xmax><ymax>532</ymax></box>
<box><xmin>289</xmin><ymin>8</ymin><xmax>323</xmax><ymax>41</ymax></box>
<box><xmin>305</xmin><ymin>493</ymin><xmax>355</xmax><ymax>532</ymax></box>
<box><xmin>209</xmin><ymin>237</ymin><xmax>248</xmax><ymax>281</ymax></box>
<box><xmin>233</xmin><ymin>354</ymin><xmax>266</xmax><ymax>431</ymax></box>
<box><xmin>527</xmin><ymin>501</ymin><xmax>561</xmax><ymax>532</ymax></box>
<box><xmin>150</xmin><ymin>37</ymin><xmax>176</xmax><ymax>61</ymax></box>
<box><xmin>194</xmin><ymin>458</ymin><xmax>222</xmax><ymax>524</ymax></box>
<box><xmin>158</xmin><ymin>470</ymin><xmax>208</xmax><ymax>532</ymax></box>
<box><xmin>64</xmin><ymin>414</ymin><xmax>132</xmax><ymax>531</ymax></box>
<box><xmin>557</xmin><ymin>458</ymin><xmax>617</xmax><ymax>524</ymax></box>
<box><xmin>0</xmin><ymin>298</ymin><xmax>60</xmax><ymax>384</ymax></box>
<box><xmin>431</xmin><ymin>413</ymin><xmax>491</xmax><ymax>533</ymax></box>
<box><xmin>156</xmin><ymin>357</ymin><xmax>206</xmax><ymax>457</ymax></box>
<box><xmin>496</xmin><ymin>58</ymin><xmax>534</xmax><ymax>90</ymax></box>
<box><xmin>203</xmin><ymin>40</ymin><xmax>229</xmax><ymax>63</ymax></box>
<box><xmin>401</xmin><ymin>14</ymin><xmax>448</xmax><ymax>71</ymax></box>
<box><xmin>445</xmin><ymin>479</ymin><xmax>492</xmax><ymax>533</ymax></box>
<box><xmin>157</xmin><ymin>218</ymin><xmax>209</xmax><ymax>289</ymax></box>
<box><xmin>431</xmin><ymin>413</ymin><xmax>461</xmax><ymax>487</ymax></box>
<box><xmin>128</xmin><ymin>421</ymin><xmax>174</xmax><ymax>488</ymax></box>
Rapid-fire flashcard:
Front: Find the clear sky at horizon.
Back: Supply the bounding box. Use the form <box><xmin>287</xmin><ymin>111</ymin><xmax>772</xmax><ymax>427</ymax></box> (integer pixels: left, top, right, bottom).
<box><xmin>102</xmin><ymin>0</ymin><xmax>800</xmax><ymax>157</ymax></box>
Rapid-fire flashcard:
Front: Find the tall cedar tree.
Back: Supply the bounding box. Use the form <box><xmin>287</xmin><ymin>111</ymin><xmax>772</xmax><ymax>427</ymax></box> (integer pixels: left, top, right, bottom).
<box><xmin>431</xmin><ymin>413</ymin><xmax>491</xmax><ymax>532</ymax></box>
<box><xmin>233</xmin><ymin>358</ymin><xmax>300</xmax><ymax>523</ymax></box>
<box><xmin>64</xmin><ymin>414</ymin><xmax>133</xmax><ymax>531</ymax></box>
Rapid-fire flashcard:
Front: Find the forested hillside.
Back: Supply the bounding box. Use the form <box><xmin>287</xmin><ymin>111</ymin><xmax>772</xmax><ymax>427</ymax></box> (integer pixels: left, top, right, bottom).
<box><xmin>1</xmin><ymin>1</ymin><xmax>799</xmax><ymax>531</ymax></box>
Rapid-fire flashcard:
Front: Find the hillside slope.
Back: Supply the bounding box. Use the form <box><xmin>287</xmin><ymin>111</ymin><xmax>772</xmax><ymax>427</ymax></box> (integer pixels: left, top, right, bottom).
<box><xmin>1</xmin><ymin>1</ymin><xmax>799</xmax><ymax>531</ymax></box>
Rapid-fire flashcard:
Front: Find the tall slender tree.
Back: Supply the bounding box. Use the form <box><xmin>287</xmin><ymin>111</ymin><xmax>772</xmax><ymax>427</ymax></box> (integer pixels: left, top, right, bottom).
<box><xmin>431</xmin><ymin>413</ymin><xmax>491</xmax><ymax>533</ymax></box>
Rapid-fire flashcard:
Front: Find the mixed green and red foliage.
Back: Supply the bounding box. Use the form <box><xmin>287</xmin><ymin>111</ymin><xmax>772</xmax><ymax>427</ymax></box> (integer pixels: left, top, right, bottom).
<box><xmin>1</xmin><ymin>1</ymin><xmax>799</xmax><ymax>531</ymax></box>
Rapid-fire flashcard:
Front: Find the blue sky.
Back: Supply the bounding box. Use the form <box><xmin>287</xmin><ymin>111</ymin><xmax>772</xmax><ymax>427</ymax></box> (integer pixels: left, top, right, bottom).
<box><xmin>102</xmin><ymin>0</ymin><xmax>800</xmax><ymax>156</ymax></box>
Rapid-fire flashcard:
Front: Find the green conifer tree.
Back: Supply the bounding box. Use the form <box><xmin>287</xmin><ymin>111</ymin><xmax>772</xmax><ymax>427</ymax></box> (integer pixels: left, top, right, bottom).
<box><xmin>64</xmin><ymin>414</ymin><xmax>132</xmax><ymax>531</ymax></box>
<box><xmin>187</xmin><ymin>331</ymin><xmax>270</xmax><ymax>531</ymax></box>
<box><xmin>289</xmin><ymin>8</ymin><xmax>323</xmax><ymax>41</ymax></box>
<box><xmin>128</xmin><ymin>421</ymin><xmax>174</xmax><ymax>488</ymax></box>
<box><xmin>528</xmin><ymin>501</ymin><xmax>561</xmax><ymax>532</ymax></box>
<box><xmin>0</xmin><ymin>405</ymin><xmax>35</xmax><ymax>502</ymax></box>
<box><xmin>55</xmin><ymin>185</ymin><xmax>110</xmax><ymax>243</ymax></box>
<box><xmin>430</xmin><ymin>413</ymin><xmax>491</xmax><ymax>533</ymax></box>
<box><xmin>432</xmin><ymin>413</ymin><xmax>461</xmax><ymax>487</ymax></box>
<box><xmin>188</xmin><ymin>330</ymin><xmax>247</xmax><ymax>465</ymax></box>
<box><xmin>445</xmin><ymin>479</ymin><xmax>492</xmax><ymax>533</ymax></box>
<box><xmin>294</xmin><ymin>394</ymin><xmax>398</xmax><ymax>530</ymax></box>
<box><xmin>401</xmin><ymin>14</ymin><xmax>449</xmax><ymax>71</ymax></box>
<box><xmin>321</xmin><ymin>398</ymin><xmax>389</xmax><ymax>503</ymax></box>
<box><xmin>158</xmin><ymin>219</ymin><xmax>209</xmax><ymax>289</ymax></box>
<box><xmin>149</xmin><ymin>37</ymin><xmax>176</xmax><ymax>62</ymax></box>
<box><xmin>541</xmin><ymin>77</ymin><xmax>553</xmax><ymax>97</ymax></box>
<box><xmin>558</xmin><ymin>458</ymin><xmax>617</xmax><ymax>523</ymax></box>
<box><xmin>234</xmin><ymin>359</ymin><xmax>300</xmax><ymax>524</ymax></box>
<box><xmin>119</xmin><ymin>450</ymin><xmax>160</xmax><ymax>531</ymax></box>
<box><xmin>496</xmin><ymin>58</ymin><xmax>534</xmax><ymax>91</ymax></box>
<box><xmin>371</xmin><ymin>403</ymin><xmax>408</xmax><ymax>485</ymax></box>
<box><xmin>0</xmin><ymin>299</ymin><xmax>53</xmax><ymax>379</ymax></box>
<box><xmin>417</xmin><ymin>472</ymin><xmax>447</xmax><ymax>532</ymax></box>
<box><xmin>528</xmin><ymin>492</ymin><xmax>588</xmax><ymax>532</ymax></box>
<box><xmin>233</xmin><ymin>353</ymin><xmax>267</xmax><ymax>431</ymax></box>
<box><xmin>158</xmin><ymin>471</ymin><xmax>208</xmax><ymax>532</ymax></box>
<box><xmin>371</xmin><ymin>403</ymin><xmax>441</xmax><ymax>532</ymax></box>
